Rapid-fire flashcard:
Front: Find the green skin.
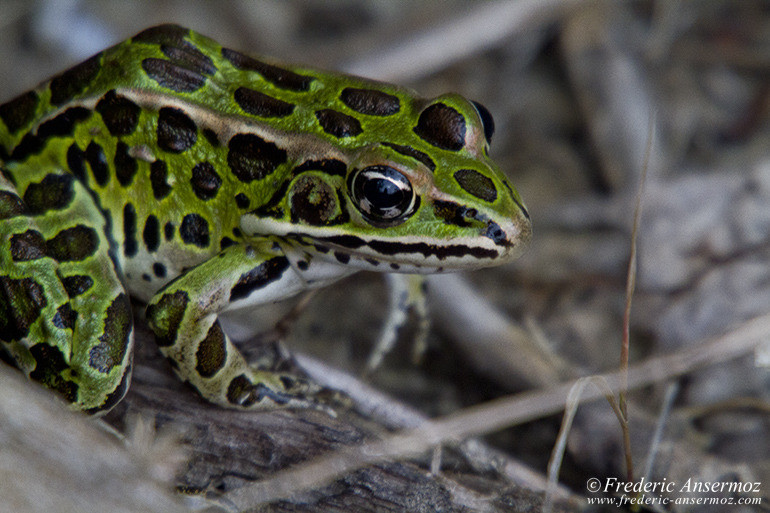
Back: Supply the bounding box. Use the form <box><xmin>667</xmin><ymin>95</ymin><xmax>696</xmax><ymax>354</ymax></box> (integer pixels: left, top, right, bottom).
<box><xmin>0</xmin><ymin>25</ymin><xmax>531</xmax><ymax>413</ymax></box>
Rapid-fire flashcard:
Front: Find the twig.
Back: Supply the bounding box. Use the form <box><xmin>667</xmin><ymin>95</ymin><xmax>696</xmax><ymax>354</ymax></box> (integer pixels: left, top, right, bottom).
<box><xmin>641</xmin><ymin>382</ymin><xmax>679</xmax><ymax>485</ymax></box>
<box><xmin>617</xmin><ymin>109</ymin><xmax>657</xmax><ymax>481</ymax></box>
<box><xmin>218</xmin><ymin>312</ymin><xmax>770</xmax><ymax>511</ymax></box>
<box><xmin>342</xmin><ymin>0</ymin><xmax>586</xmax><ymax>82</ymax></box>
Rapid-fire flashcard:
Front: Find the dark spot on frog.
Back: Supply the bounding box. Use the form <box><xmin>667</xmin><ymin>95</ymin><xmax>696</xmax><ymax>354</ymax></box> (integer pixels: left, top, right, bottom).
<box><xmin>413</xmin><ymin>103</ymin><xmax>466</xmax><ymax>151</ymax></box>
<box><xmin>157</xmin><ymin>107</ymin><xmax>198</xmax><ymax>153</ymax></box>
<box><xmin>153</xmin><ymin>262</ymin><xmax>167</xmax><ymax>278</ymax></box>
<box><xmin>454</xmin><ymin>168</ymin><xmax>497</xmax><ymax>203</ymax></box>
<box><xmin>10</xmin><ymin>229</ymin><xmax>46</xmax><ymax>261</ymax></box>
<box><xmin>0</xmin><ymin>91</ymin><xmax>39</xmax><ymax>133</ymax></box>
<box><xmin>164</xmin><ymin>221</ymin><xmax>175</xmax><ymax>241</ymax></box>
<box><xmin>49</xmin><ymin>54</ymin><xmax>102</xmax><ymax>106</ymax></box>
<box><xmin>234</xmin><ymin>87</ymin><xmax>295</xmax><ymax>118</ymax></box>
<box><xmin>143</xmin><ymin>214</ymin><xmax>160</xmax><ymax>252</ymax></box>
<box><xmin>122</xmin><ymin>203</ymin><xmax>138</xmax><ymax>257</ymax></box>
<box><xmin>47</xmin><ymin>225</ymin><xmax>100</xmax><ymax>262</ymax></box>
<box><xmin>66</xmin><ymin>143</ymin><xmax>87</xmax><ymax>184</ymax></box>
<box><xmin>195</xmin><ymin>321</ymin><xmax>227</xmax><ymax>378</ymax></box>
<box><xmin>85</xmin><ymin>142</ymin><xmax>109</xmax><ymax>187</ymax></box>
<box><xmin>145</xmin><ymin>290</ymin><xmax>190</xmax><ymax>347</ymax></box>
<box><xmin>221</xmin><ymin>47</ymin><xmax>314</xmax><ymax>92</ymax></box>
<box><xmin>28</xmin><ymin>343</ymin><xmax>78</xmax><ymax>402</ymax></box>
<box><xmin>62</xmin><ymin>275</ymin><xmax>94</xmax><ymax>297</ymax></box>
<box><xmin>89</xmin><ymin>293</ymin><xmax>133</xmax><ymax>373</ymax></box>
<box><xmin>289</xmin><ymin>175</ymin><xmax>339</xmax><ymax>226</ymax></box>
<box><xmin>179</xmin><ymin>213</ymin><xmax>210</xmax><ymax>248</ymax></box>
<box><xmin>114</xmin><ymin>141</ymin><xmax>138</xmax><ymax>187</ymax></box>
<box><xmin>315</xmin><ymin>109</ymin><xmax>362</xmax><ymax>138</ymax></box>
<box><xmin>190</xmin><ymin>162</ymin><xmax>221</xmax><ymax>200</ymax></box>
<box><xmin>142</xmin><ymin>58</ymin><xmax>206</xmax><ymax>93</ymax></box>
<box><xmin>150</xmin><ymin>160</ymin><xmax>172</xmax><ymax>200</ymax></box>
<box><xmin>96</xmin><ymin>90</ymin><xmax>141</xmax><ymax>136</ymax></box>
<box><xmin>0</xmin><ymin>276</ymin><xmax>47</xmax><ymax>340</ymax></box>
<box><xmin>340</xmin><ymin>87</ymin><xmax>400</xmax><ymax>116</ymax></box>
<box><xmin>229</xmin><ymin>257</ymin><xmax>290</xmax><ymax>302</ymax></box>
<box><xmin>227</xmin><ymin>133</ymin><xmax>287</xmax><ymax>182</ymax></box>
<box><xmin>235</xmin><ymin>193</ymin><xmax>250</xmax><ymax>209</ymax></box>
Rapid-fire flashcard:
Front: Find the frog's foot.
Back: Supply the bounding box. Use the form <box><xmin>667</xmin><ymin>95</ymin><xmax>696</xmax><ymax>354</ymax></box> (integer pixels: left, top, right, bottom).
<box><xmin>219</xmin><ymin>367</ymin><xmax>318</xmax><ymax>409</ymax></box>
<box><xmin>366</xmin><ymin>273</ymin><xmax>430</xmax><ymax>373</ymax></box>
<box><xmin>220</xmin><ymin>363</ymin><xmax>349</xmax><ymax>414</ymax></box>
<box><xmin>241</xmin><ymin>339</ymin><xmax>299</xmax><ymax>374</ymax></box>
<box><xmin>243</xmin><ymin>342</ymin><xmax>350</xmax><ymax>411</ymax></box>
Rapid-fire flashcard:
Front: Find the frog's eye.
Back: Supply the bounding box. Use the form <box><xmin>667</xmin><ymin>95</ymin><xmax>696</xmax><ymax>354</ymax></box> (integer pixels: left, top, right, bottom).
<box><xmin>471</xmin><ymin>101</ymin><xmax>495</xmax><ymax>144</ymax></box>
<box><xmin>351</xmin><ymin>165</ymin><xmax>416</xmax><ymax>223</ymax></box>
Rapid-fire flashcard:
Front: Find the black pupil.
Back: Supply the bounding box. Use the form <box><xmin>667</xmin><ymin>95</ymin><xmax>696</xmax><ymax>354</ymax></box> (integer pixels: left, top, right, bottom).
<box><xmin>364</xmin><ymin>177</ymin><xmax>404</xmax><ymax>209</ymax></box>
<box><xmin>352</xmin><ymin>165</ymin><xmax>414</xmax><ymax>222</ymax></box>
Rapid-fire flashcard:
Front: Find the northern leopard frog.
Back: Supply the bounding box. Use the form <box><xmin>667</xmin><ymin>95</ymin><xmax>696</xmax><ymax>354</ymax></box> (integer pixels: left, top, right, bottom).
<box><xmin>0</xmin><ymin>25</ymin><xmax>530</xmax><ymax>412</ymax></box>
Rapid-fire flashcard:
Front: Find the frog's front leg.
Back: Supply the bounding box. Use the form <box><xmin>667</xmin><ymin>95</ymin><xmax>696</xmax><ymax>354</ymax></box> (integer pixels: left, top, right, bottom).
<box><xmin>145</xmin><ymin>241</ymin><xmax>319</xmax><ymax>409</ymax></box>
<box><xmin>366</xmin><ymin>274</ymin><xmax>430</xmax><ymax>372</ymax></box>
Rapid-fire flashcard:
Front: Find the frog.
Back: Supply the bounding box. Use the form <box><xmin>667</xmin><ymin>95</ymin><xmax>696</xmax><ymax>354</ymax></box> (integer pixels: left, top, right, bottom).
<box><xmin>0</xmin><ymin>24</ymin><xmax>530</xmax><ymax>413</ymax></box>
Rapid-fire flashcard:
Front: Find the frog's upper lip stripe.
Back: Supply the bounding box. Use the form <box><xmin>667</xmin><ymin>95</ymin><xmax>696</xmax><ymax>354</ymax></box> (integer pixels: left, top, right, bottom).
<box><xmin>287</xmin><ymin>232</ymin><xmax>500</xmax><ymax>261</ymax></box>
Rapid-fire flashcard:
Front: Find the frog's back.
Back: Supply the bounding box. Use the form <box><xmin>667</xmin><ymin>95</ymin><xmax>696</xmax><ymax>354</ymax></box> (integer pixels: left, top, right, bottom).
<box><xmin>0</xmin><ymin>24</ymin><xmax>428</xmax><ymax>156</ymax></box>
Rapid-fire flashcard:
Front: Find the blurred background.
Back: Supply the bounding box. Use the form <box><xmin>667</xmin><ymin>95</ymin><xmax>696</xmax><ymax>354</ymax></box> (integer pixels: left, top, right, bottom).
<box><xmin>2</xmin><ymin>1</ymin><xmax>769</xmax><ymax>511</ymax></box>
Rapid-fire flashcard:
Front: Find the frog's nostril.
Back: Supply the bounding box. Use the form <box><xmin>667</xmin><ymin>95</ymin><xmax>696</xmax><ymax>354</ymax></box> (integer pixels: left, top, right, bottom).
<box><xmin>483</xmin><ymin>221</ymin><xmax>509</xmax><ymax>247</ymax></box>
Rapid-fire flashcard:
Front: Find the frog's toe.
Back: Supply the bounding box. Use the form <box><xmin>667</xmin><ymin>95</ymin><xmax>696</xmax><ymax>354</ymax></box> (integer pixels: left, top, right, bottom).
<box><xmin>314</xmin><ymin>386</ymin><xmax>352</xmax><ymax>410</ymax></box>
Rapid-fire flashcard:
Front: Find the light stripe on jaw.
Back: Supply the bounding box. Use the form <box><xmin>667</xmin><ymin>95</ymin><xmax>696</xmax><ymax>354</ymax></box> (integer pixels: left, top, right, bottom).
<box><xmin>288</xmin><ymin>232</ymin><xmax>501</xmax><ymax>261</ymax></box>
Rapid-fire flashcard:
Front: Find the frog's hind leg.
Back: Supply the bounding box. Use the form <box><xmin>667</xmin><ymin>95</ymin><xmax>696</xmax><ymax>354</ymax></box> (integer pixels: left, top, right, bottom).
<box><xmin>0</xmin><ymin>168</ymin><xmax>133</xmax><ymax>413</ymax></box>
<box><xmin>145</xmin><ymin>241</ymin><xmax>320</xmax><ymax>410</ymax></box>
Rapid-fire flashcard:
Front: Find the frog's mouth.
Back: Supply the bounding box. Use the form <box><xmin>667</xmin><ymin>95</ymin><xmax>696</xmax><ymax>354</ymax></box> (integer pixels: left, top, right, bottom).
<box><xmin>242</xmin><ymin>213</ymin><xmax>531</xmax><ymax>271</ymax></box>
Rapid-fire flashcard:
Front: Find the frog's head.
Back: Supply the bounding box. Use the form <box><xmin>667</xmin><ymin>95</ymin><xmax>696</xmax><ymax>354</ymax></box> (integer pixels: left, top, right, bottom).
<box><xmin>242</xmin><ymin>93</ymin><xmax>531</xmax><ymax>272</ymax></box>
